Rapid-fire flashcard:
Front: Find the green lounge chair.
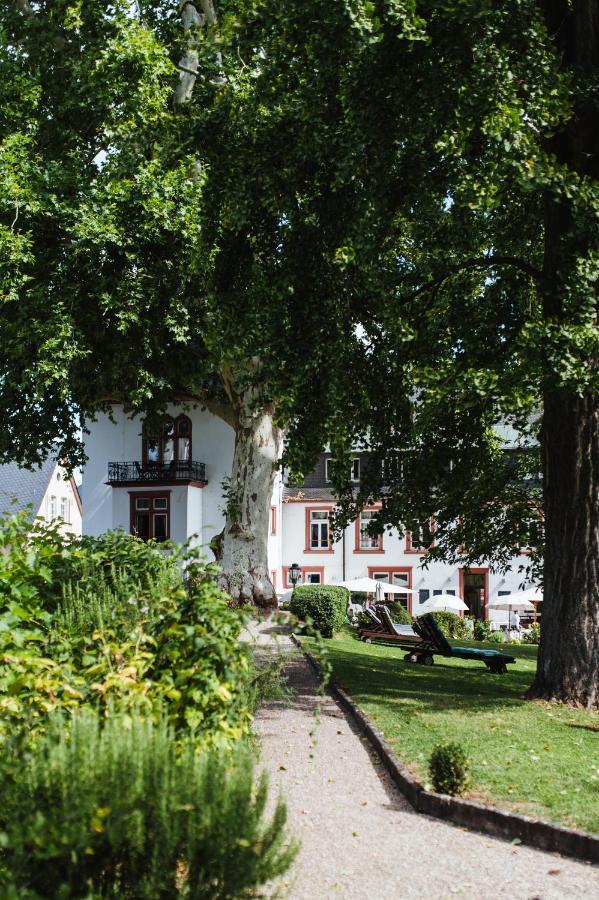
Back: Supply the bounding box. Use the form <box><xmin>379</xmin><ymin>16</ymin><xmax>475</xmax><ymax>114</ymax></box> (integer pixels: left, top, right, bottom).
<box><xmin>413</xmin><ymin>614</ymin><xmax>516</xmax><ymax>674</ymax></box>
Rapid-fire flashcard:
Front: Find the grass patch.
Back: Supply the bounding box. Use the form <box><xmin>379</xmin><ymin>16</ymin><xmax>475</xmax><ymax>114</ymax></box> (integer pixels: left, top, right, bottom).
<box><xmin>304</xmin><ymin>626</ymin><xmax>599</xmax><ymax>833</ymax></box>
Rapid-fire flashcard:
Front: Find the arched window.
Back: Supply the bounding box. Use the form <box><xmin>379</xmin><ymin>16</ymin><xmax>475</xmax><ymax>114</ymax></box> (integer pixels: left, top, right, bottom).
<box><xmin>142</xmin><ymin>415</ymin><xmax>192</xmax><ymax>466</ymax></box>
<box><xmin>143</xmin><ymin>417</ymin><xmax>174</xmax><ymax>465</ymax></box>
<box><xmin>175</xmin><ymin>415</ymin><xmax>192</xmax><ymax>463</ymax></box>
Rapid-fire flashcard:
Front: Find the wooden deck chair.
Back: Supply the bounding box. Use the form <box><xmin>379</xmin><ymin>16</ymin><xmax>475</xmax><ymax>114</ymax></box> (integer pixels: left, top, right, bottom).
<box><xmin>358</xmin><ymin>605</ymin><xmax>424</xmax><ymax>652</ymax></box>
<box><xmin>413</xmin><ymin>614</ymin><xmax>516</xmax><ymax>674</ymax></box>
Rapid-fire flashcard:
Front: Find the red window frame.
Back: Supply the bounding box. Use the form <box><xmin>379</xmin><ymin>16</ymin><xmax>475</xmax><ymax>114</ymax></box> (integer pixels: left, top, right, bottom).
<box><xmin>129</xmin><ymin>491</ymin><xmax>170</xmax><ymax>541</ymax></box>
<box><xmin>459</xmin><ymin>567</ymin><xmax>489</xmax><ymax>621</ymax></box>
<box><xmin>304</xmin><ymin>506</ymin><xmax>335</xmax><ymax>553</ymax></box>
<box><xmin>405</xmin><ymin>517</ymin><xmax>435</xmax><ymax>554</ymax></box>
<box><xmin>354</xmin><ymin>504</ymin><xmax>384</xmax><ymax>553</ymax></box>
<box><xmin>368</xmin><ymin>565</ymin><xmax>413</xmax><ymax>613</ymax></box>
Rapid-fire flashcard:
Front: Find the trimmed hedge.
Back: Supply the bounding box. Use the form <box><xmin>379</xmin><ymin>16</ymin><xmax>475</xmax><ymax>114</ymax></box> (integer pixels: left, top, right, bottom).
<box><xmin>289</xmin><ymin>585</ymin><xmax>349</xmax><ymax>638</ymax></box>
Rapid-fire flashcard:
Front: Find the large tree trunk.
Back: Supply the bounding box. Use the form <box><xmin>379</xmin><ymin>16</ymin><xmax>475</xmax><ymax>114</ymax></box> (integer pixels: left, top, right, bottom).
<box><xmin>212</xmin><ymin>384</ymin><xmax>282</xmax><ymax>607</ymax></box>
<box><xmin>533</xmin><ymin>388</ymin><xmax>599</xmax><ymax>706</ymax></box>
<box><xmin>528</xmin><ymin>0</ymin><xmax>599</xmax><ymax>707</ymax></box>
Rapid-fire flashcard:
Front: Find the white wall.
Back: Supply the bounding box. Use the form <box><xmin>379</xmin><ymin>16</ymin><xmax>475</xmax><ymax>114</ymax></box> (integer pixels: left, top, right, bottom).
<box><xmin>280</xmin><ymin>500</ymin><xmax>533</xmax><ymax>621</ymax></box>
<box><xmin>82</xmin><ymin>403</ymin><xmax>235</xmax><ymax>561</ymax></box>
<box><xmin>40</xmin><ymin>465</ymin><xmax>82</xmax><ymax>537</ymax></box>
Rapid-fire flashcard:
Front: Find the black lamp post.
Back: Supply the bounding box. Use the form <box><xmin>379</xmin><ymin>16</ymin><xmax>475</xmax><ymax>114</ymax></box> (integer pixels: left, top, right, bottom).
<box><xmin>289</xmin><ymin>563</ymin><xmax>302</xmax><ymax>587</ymax></box>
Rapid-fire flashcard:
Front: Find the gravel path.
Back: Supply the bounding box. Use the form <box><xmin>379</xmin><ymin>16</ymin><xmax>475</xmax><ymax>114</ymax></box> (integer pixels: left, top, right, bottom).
<box><xmin>250</xmin><ymin>620</ymin><xmax>599</xmax><ymax>900</ymax></box>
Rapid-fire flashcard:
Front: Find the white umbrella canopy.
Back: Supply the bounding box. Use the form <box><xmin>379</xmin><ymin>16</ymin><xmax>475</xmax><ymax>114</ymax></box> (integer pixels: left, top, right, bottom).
<box><xmin>487</xmin><ymin>594</ymin><xmax>536</xmax><ymax>612</ymax></box>
<box><xmin>487</xmin><ymin>591</ymin><xmax>536</xmax><ymax>637</ymax></box>
<box><xmin>338</xmin><ymin>576</ymin><xmax>418</xmax><ymax>595</ymax></box>
<box><xmin>419</xmin><ymin>593</ymin><xmax>469</xmax><ymax>614</ymax></box>
<box><xmin>489</xmin><ymin>586</ymin><xmax>543</xmax><ymax>607</ymax></box>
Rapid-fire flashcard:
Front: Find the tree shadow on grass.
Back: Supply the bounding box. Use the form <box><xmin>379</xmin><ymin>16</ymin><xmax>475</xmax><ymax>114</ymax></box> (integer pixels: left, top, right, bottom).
<box><xmin>326</xmin><ymin>645</ymin><xmax>536</xmax><ymax>717</ymax></box>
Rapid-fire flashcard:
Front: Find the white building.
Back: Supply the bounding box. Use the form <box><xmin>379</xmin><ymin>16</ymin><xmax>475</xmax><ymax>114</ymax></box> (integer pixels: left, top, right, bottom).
<box><xmin>0</xmin><ymin>457</ymin><xmax>82</xmax><ymax>536</ymax></box>
<box><xmin>83</xmin><ymin>403</ymin><xmax>534</xmax><ymax>622</ymax></box>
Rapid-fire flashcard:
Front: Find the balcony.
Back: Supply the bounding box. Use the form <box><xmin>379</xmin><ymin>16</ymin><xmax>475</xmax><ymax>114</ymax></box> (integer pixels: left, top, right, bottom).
<box><xmin>107</xmin><ymin>460</ymin><xmax>207</xmax><ymax>486</ymax></box>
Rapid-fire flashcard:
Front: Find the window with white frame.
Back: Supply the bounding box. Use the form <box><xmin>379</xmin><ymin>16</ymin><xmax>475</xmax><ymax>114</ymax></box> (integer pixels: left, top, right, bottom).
<box><xmin>131</xmin><ymin>494</ymin><xmax>169</xmax><ymax>541</ymax></box>
<box><xmin>409</xmin><ymin>519</ymin><xmax>434</xmax><ymax>551</ymax></box>
<box><xmin>392</xmin><ymin>572</ymin><xmax>411</xmax><ymax>609</ymax></box>
<box><xmin>60</xmin><ymin>497</ymin><xmax>70</xmax><ymax>524</ymax></box>
<box><xmin>305</xmin><ymin>572</ymin><xmax>322</xmax><ymax>584</ymax></box>
<box><xmin>310</xmin><ymin>510</ymin><xmax>329</xmax><ymax>549</ymax></box>
<box><xmin>325</xmin><ymin>457</ymin><xmax>361</xmax><ymax>482</ymax></box>
<box><xmin>48</xmin><ymin>495</ymin><xmax>57</xmax><ymax>519</ymax></box>
<box><xmin>359</xmin><ymin>509</ymin><xmax>381</xmax><ymax>549</ymax></box>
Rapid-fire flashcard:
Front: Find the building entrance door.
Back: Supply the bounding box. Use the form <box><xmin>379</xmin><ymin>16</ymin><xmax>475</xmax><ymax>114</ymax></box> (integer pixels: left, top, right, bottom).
<box><xmin>462</xmin><ymin>571</ymin><xmax>487</xmax><ymax>620</ymax></box>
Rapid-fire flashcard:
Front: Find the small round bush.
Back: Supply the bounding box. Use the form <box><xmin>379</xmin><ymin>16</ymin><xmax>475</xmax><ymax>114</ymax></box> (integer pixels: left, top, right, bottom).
<box><xmin>488</xmin><ymin>630</ymin><xmax>505</xmax><ymax>643</ymax></box>
<box><xmin>473</xmin><ymin>619</ymin><xmax>491</xmax><ymax>642</ymax></box>
<box><xmin>523</xmin><ymin>623</ymin><xmax>540</xmax><ymax>644</ymax></box>
<box><xmin>429</xmin><ymin>743</ymin><xmax>470</xmax><ymax>796</ymax></box>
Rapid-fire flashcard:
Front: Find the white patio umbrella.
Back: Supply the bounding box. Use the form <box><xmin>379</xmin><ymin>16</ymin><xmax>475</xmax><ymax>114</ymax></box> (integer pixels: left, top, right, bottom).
<box><xmin>487</xmin><ymin>592</ymin><xmax>536</xmax><ymax>637</ymax></box>
<box><xmin>418</xmin><ymin>593</ymin><xmax>468</xmax><ymax>614</ymax></box>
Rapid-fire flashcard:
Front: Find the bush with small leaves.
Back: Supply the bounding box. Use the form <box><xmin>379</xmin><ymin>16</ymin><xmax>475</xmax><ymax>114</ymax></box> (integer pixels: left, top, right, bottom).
<box><xmin>473</xmin><ymin>619</ymin><xmax>491</xmax><ymax>642</ymax></box>
<box><xmin>429</xmin><ymin>743</ymin><xmax>470</xmax><ymax>796</ymax></box>
<box><xmin>523</xmin><ymin>623</ymin><xmax>540</xmax><ymax>644</ymax></box>
<box><xmin>488</xmin><ymin>630</ymin><xmax>505</xmax><ymax>644</ymax></box>
<box><xmin>387</xmin><ymin>602</ymin><xmax>412</xmax><ymax>625</ymax></box>
<box><xmin>431</xmin><ymin>611</ymin><xmax>470</xmax><ymax>640</ymax></box>
<box><xmin>290</xmin><ymin>585</ymin><xmax>349</xmax><ymax>637</ymax></box>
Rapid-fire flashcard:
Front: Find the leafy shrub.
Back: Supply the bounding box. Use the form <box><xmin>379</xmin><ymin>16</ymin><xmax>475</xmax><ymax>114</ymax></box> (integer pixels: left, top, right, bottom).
<box><xmin>0</xmin><ymin>519</ymin><xmax>252</xmax><ymax>742</ymax></box>
<box><xmin>523</xmin><ymin>623</ymin><xmax>540</xmax><ymax>644</ymax></box>
<box><xmin>0</xmin><ymin>708</ymin><xmax>296</xmax><ymax>899</ymax></box>
<box><xmin>290</xmin><ymin>585</ymin><xmax>349</xmax><ymax>638</ymax></box>
<box><xmin>387</xmin><ymin>602</ymin><xmax>412</xmax><ymax>624</ymax></box>
<box><xmin>429</xmin><ymin>743</ymin><xmax>470</xmax><ymax>796</ymax></box>
<box><xmin>473</xmin><ymin>619</ymin><xmax>491</xmax><ymax>642</ymax></box>
<box><xmin>431</xmin><ymin>611</ymin><xmax>470</xmax><ymax>640</ymax></box>
<box><xmin>487</xmin><ymin>630</ymin><xmax>505</xmax><ymax>643</ymax></box>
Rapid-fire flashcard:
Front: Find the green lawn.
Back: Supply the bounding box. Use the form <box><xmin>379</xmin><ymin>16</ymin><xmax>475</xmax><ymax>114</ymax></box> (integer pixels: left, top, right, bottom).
<box><xmin>304</xmin><ymin>627</ymin><xmax>599</xmax><ymax>833</ymax></box>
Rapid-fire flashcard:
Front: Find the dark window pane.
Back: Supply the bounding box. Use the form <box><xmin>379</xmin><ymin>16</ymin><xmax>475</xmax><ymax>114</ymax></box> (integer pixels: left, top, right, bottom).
<box><xmin>154</xmin><ymin>498</ymin><xmax>167</xmax><ymax>509</ymax></box>
<box><xmin>147</xmin><ymin>440</ymin><xmax>160</xmax><ymax>463</ymax></box>
<box><xmin>136</xmin><ymin>497</ymin><xmax>150</xmax><ymax>510</ymax></box>
<box><xmin>135</xmin><ymin>511</ymin><xmax>150</xmax><ymax>539</ymax></box>
<box><xmin>311</xmin><ymin>523</ymin><xmax>319</xmax><ymax>546</ymax></box>
<box><xmin>320</xmin><ymin>524</ymin><xmax>328</xmax><ymax>547</ymax></box>
<box><xmin>154</xmin><ymin>513</ymin><xmax>167</xmax><ymax>541</ymax></box>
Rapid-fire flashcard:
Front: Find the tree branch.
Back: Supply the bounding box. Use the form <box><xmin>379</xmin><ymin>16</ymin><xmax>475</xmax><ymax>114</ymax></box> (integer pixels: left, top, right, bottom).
<box><xmin>406</xmin><ymin>254</ymin><xmax>542</xmax><ymax>303</ymax></box>
<box><xmin>15</xmin><ymin>0</ymin><xmax>34</xmax><ymax>15</ymax></box>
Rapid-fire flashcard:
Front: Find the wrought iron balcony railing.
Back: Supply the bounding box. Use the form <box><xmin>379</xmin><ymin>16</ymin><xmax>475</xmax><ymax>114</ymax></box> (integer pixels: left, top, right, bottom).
<box><xmin>108</xmin><ymin>460</ymin><xmax>207</xmax><ymax>485</ymax></box>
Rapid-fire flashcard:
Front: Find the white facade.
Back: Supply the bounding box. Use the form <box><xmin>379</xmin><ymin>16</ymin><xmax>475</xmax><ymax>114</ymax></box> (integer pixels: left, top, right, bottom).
<box><xmin>83</xmin><ymin>403</ymin><xmax>533</xmax><ymax>622</ymax></box>
<box><xmin>41</xmin><ymin>465</ymin><xmax>83</xmax><ymax>537</ymax></box>
<box><xmin>279</xmin><ymin>498</ymin><xmax>532</xmax><ymax>624</ymax></box>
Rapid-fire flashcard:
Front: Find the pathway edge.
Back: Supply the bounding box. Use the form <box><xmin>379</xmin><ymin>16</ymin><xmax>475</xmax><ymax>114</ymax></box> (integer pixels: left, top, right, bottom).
<box><xmin>290</xmin><ymin>632</ymin><xmax>599</xmax><ymax>865</ymax></box>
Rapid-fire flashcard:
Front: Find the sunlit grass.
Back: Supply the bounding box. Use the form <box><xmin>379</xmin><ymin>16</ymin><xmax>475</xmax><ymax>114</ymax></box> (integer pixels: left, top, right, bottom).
<box><xmin>304</xmin><ymin>627</ymin><xmax>599</xmax><ymax>833</ymax></box>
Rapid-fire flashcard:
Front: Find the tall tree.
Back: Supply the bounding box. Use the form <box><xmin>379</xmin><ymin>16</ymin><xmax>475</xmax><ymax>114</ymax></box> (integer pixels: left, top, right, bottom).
<box><xmin>0</xmin><ymin>1</ymin><xmax>359</xmax><ymax>604</ymax></box>
<box><xmin>275</xmin><ymin>1</ymin><xmax>598</xmax><ymax>707</ymax></box>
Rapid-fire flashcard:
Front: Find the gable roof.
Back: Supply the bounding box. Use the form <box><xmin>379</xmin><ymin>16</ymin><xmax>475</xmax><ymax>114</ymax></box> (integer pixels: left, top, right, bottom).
<box><xmin>0</xmin><ymin>457</ymin><xmax>57</xmax><ymax>518</ymax></box>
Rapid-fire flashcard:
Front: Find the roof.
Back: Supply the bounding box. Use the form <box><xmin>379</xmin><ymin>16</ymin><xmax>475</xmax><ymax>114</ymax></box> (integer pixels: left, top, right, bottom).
<box><xmin>283</xmin><ymin>486</ymin><xmax>338</xmax><ymax>502</ymax></box>
<box><xmin>0</xmin><ymin>457</ymin><xmax>57</xmax><ymax>517</ymax></box>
